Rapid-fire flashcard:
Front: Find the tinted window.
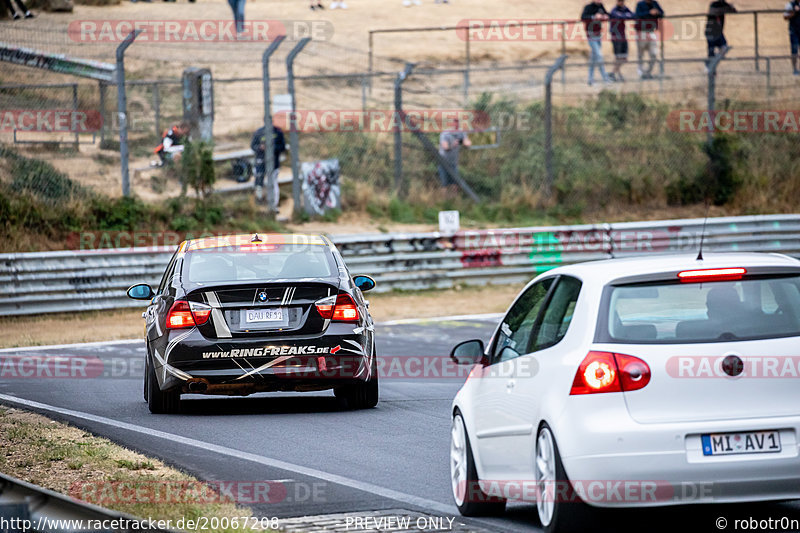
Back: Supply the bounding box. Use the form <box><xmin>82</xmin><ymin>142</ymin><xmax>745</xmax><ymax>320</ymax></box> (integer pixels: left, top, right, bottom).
<box><xmin>491</xmin><ymin>278</ymin><xmax>554</xmax><ymax>363</ymax></box>
<box><xmin>532</xmin><ymin>277</ymin><xmax>582</xmax><ymax>351</ymax></box>
<box><xmin>185</xmin><ymin>245</ymin><xmax>335</xmax><ymax>283</ymax></box>
<box><xmin>601</xmin><ymin>275</ymin><xmax>800</xmax><ymax>343</ymax></box>
<box><xmin>157</xmin><ymin>252</ymin><xmax>178</xmax><ymax>295</ymax></box>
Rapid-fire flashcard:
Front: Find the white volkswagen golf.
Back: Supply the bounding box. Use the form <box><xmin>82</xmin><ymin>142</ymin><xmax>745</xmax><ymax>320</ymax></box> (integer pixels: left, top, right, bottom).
<box><xmin>449</xmin><ymin>253</ymin><xmax>800</xmax><ymax>533</ymax></box>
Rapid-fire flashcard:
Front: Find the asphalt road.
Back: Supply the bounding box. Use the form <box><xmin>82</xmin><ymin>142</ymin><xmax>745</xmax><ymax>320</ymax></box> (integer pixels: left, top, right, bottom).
<box><xmin>1</xmin><ymin>316</ymin><xmax>798</xmax><ymax>533</ymax></box>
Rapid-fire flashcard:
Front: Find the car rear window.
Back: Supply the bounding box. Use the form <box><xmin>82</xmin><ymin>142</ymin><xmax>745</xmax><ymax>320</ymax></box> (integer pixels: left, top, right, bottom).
<box><xmin>599</xmin><ymin>275</ymin><xmax>800</xmax><ymax>343</ymax></box>
<box><xmin>184</xmin><ymin>244</ymin><xmax>335</xmax><ymax>283</ymax></box>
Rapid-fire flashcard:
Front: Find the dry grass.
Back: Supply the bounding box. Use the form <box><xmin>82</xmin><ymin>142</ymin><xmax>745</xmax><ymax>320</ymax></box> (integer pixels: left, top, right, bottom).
<box><xmin>0</xmin><ymin>283</ymin><xmax>524</xmax><ymax>348</ymax></box>
<box><xmin>0</xmin><ymin>407</ymin><xmax>265</xmax><ymax>532</ymax></box>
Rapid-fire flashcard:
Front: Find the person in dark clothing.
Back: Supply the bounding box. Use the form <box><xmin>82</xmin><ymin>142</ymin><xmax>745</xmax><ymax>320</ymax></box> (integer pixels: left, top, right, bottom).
<box><xmin>251</xmin><ymin>125</ymin><xmax>287</xmax><ymax>207</ymax></box>
<box><xmin>228</xmin><ymin>0</ymin><xmax>245</xmax><ymax>34</ymax></box>
<box><xmin>581</xmin><ymin>0</ymin><xmax>611</xmax><ymax>85</ymax></box>
<box><xmin>610</xmin><ymin>0</ymin><xmax>635</xmax><ymax>81</ymax></box>
<box><xmin>634</xmin><ymin>0</ymin><xmax>664</xmax><ymax>79</ymax></box>
<box><xmin>705</xmin><ymin>0</ymin><xmax>736</xmax><ymax>68</ymax></box>
<box><xmin>3</xmin><ymin>0</ymin><xmax>33</xmax><ymax>19</ymax></box>
<box><xmin>784</xmin><ymin>0</ymin><xmax>800</xmax><ymax>74</ymax></box>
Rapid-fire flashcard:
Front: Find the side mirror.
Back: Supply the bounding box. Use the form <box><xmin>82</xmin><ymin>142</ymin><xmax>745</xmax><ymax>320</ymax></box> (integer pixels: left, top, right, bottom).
<box><xmin>353</xmin><ymin>275</ymin><xmax>376</xmax><ymax>292</ymax></box>
<box><xmin>450</xmin><ymin>339</ymin><xmax>486</xmax><ymax>365</ymax></box>
<box><xmin>127</xmin><ymin>283</ymin><xmax>155</xmax><ymax>300</ymax></box>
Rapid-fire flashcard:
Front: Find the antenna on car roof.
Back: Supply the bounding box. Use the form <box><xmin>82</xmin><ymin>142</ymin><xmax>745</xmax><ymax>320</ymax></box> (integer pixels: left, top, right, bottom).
<box><xmin>696</xmin><ymin>201</ymin><xmax>711</xmax><ymax>261</ymax></box>
<box><xmin>251</xmin><ymin>233</ymin><xmax>262</xmax><ymax>243</ymax></box>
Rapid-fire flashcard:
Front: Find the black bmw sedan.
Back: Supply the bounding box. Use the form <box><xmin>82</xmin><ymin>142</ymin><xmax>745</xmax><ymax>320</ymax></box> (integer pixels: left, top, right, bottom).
<box><xmin>127</xmin><ymin>233</ymin><xmax>378</xmax><ymax>414</ymax></box>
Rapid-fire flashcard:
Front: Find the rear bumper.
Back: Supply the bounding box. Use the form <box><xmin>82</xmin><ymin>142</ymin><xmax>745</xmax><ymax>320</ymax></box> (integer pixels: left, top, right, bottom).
<box><xmin>152</xmin><ymin>326</ymin><xmax>372</xmax><ymax>394</ymax></box>
<box><xmin>554</xmin><ymin>396</ymin><xmax>800</xmax><ymax>507</ymax></box>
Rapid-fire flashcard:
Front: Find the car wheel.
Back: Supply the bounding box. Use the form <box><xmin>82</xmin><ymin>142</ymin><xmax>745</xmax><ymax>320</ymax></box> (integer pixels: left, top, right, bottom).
<box><xmin>535</xmin><ymin>423</ymin><xmax>591</xmax><ymax>533</ymax></box>
<box><xmin>336</xmin><ymin>352</ymin><xmax>379</xmax><ymax>410</ymax></box>
<box><xmin>450</xmin><ymin>411</ymin><xmax>506</xmax><ymax>516</ymax></box>
<box><xmin>143</xmin><ymin>351</ymin><xmax>150</xmax><ymax>403</ymax></box>
<box><xmin>146</xmin><ymin>356</ymin><xmax>181</xmax><ymax>414</ymax></box>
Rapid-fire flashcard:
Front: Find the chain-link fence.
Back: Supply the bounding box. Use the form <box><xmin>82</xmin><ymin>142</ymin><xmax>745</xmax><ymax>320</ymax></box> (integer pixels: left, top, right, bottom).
<box><xmin>2</xmin><ymin>8</ymin><xmax>799</xmax><ymax>218</ymax></box>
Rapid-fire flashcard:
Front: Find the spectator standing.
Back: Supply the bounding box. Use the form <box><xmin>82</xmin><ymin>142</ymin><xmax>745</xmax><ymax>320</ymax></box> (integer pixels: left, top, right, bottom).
<box><xmin>784</xmin><ymin>0</ymin><xmax>800</xmax><ymax>75</ymax></box>
<box><xmin>634</xmin><ymin>0</ymin><xmax>663</xmax><ymax>79</ymax></box>
<box><xmin>610</xmin><ymin>0</ymin><xmax>634</xmax><ymax>81</ymax></box>
<box><xmin>228</xmin><ymin>0</ymin><xmax>245</xmax><ymax>34</ymax></box>
<box><xmin>2</xmin><ymin>0</ymin><xmax>33</xmax><ymax>18</ymax></box>
<box><xmin>251</xmin><ymin>125</ymin><xmax>287</xmax><ymax>208</ymax></box>
<box><xmin>581</xmin><ymin>0</ymin><xmax>611</xmax><ymax>85</ymax></box>
<box><xmin>705</xmin><ymin>0</ymin><xmax>736</xmax><ymax>68</ymax></box>
<box><xmin>438</xmin><ymin>121</ymin><xmax>471</xmax><ymax>195</ymax></box>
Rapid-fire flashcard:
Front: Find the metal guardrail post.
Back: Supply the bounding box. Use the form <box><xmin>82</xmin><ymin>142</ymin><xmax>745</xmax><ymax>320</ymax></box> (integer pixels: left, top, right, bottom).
<box><xmin>262</xmin><ymin>35</ymin><xmax>286</xmax><ymax>217</ymax></box>
<box><xmin>706</xmin><ymin>46</ymin><xmax>729</xmax><ymax>147</ymax></box>
<box><xmin>394</xmin><ymin>62</ymin><xmax>414</xmax><ymax>196</ymax></box>
<box><xmin>116</xmin><ymin>30</ymin><xmax>141</xmax><ymax>198</ymax></box>
<box><xmin>544</xmin><ymin>55</ymin><xmax>567</xmax><ymax>202</ymax></box>
<box><xmin>286</xmin><ymin>37</ymin><xmax>311</xmax><ymax>218</ymax></box>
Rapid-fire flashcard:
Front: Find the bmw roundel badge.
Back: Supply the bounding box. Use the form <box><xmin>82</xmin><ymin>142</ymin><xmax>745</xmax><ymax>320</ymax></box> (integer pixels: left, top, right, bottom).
<box><xmin>258</xmin><ymin>291</ymin><xmax>268</xmax><ymax>302</ymax></box>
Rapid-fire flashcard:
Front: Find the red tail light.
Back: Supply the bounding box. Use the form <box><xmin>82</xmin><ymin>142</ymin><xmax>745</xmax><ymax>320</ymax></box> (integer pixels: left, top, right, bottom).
<box><xmin>570</xmin><ymin>351</ymin><xmax>650</xmax><ymax>395</ymax></box>
<box><xmin>677</xmin><ymin>267</ymin><xmax>746</xmax><ymax>283</ymax></box>
<box><xmin>315</xmin><ymin>294</ymin><xmax>360</xmax><ymax>322</ymax></box>
<box><xmin>166</xmin><ymin>300</ymin><xmax>212</xmax><ymax>329</ymax></box>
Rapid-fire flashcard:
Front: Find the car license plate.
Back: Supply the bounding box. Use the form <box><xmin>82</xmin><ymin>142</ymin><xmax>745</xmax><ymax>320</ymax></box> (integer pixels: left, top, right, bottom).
<box><xmin>244</xmin><ymin>308</ymin><xmax>286</xmax><ymax>325</ymax></box>
<box><xmin>701</xmin><ymin>430</ymin><xmax>781</xmax><ymax>456</ymax></box>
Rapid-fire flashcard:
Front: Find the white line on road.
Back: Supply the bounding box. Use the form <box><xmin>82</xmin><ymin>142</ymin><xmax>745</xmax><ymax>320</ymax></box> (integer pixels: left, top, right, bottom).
<box><xmin>0</xmin><ymin>393</ymin><xmax>458</xmax><ymax>516</ymax></box>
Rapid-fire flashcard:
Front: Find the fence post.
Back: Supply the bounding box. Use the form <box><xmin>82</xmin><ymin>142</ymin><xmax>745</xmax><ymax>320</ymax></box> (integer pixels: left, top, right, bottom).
<box><xmin>72</xmin><ymin>83</ymin><xmax>79</xmax><ymax>149</ymax></box>
<box><xmin>361</xmin><ymin>74</ymin><xmax>368</xmax><ymax>112</ymax></box>
<box><xmin>753</xmin><ymin>12</ymin><xmax>760</xmax><ymax>72</ymax></box>
<box><xmin>152</xmin><ymin>82</ymin><xmax>160</xmax><ymax>139</ymax></box>
<box><xmin>116</xmin><ymin>30</ymin><xmax>141</xmax><ymax>198</ymax></box>
<box><xmin>98</xmin><ymin>80</ymin><xmax>106</xmax><ymax>146</ymax></box>
<box><xmin>262</xmin><ymin>35</ymin><xmax>286</xmax><ymax>217</ymax></box>
<box><xmin>394</xmin><ymin>62</ymin><xmax>415</xmax><ymax>196</ymax></box>
<box><xmin>286</xmin><ymin>37</ymin><xmax>311</xmax><ymax>218</ymax></box>
<box><xmin>368</xmin><ymin>31</ymin><xmax>374</xmax><ymax>96</ymax></box>
<box><xmin>544</xmin><ymin>55</ymin><xmax>567</xmax><ymax>202</ymax></box>
<box><xmin>464</xmin><ymin>27</ymin><xmax>470</xmax><ymax>104</ymax></box>
<box><xmin>560</xmin><ymin>22</ymin><xmax>567</xmax><ymax>86</ymax></box>
<box><xmin>765</xmin><ymin>56</ymin><xmax>772</xmax><ymax>104</ymax></box>
<box><xmin>706</xmin><ymin>46</ymin><xmax>728</xmax><ymax>147</ymax></box>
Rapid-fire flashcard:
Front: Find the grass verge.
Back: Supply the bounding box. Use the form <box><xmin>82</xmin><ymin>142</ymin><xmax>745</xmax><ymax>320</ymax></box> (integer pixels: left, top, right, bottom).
<box><xmin>0</xmin><ymin>407</ymin><xmax>267</xmax><ymax>532</ymax></box>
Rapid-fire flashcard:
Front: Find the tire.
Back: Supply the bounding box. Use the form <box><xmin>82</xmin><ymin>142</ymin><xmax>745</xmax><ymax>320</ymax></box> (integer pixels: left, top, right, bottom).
<box><xmin>450</xmin><ymin>411</ymin><xmax>506</xmax><ymax>516</ymax></box>
<box><xmin>146</xmin><ymin>355</ymin><xmax>181</xmax><ymax>414</ymax></box>
<box><xmin>143</xmin><ymin>350</ymin><xmax>149</xmax><ymax>403</ymax></box>
<box><xmin>335</xmin><ymin>353</ymin><xmax>379</xmax><ymax>410</ymax></box>
<box><xmin>535</xmin><ymin>423</ymin><xmax>592</xmax><ymax>533</ymax></box>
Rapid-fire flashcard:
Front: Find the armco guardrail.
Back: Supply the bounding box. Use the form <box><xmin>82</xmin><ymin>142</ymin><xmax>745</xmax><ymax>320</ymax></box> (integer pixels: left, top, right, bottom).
<box><xmin>1</xmin><ymin>215</ymin><xmax>799</xmax><ymax>316</ymax></box>
<box><xmin>0</xmin><ymin>471</ymin><xmax>178</xmax><ymax>533</ymax></box>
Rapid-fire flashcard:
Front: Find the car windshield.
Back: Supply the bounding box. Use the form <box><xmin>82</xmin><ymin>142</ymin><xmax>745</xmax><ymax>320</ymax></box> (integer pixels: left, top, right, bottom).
<box><xmin>601</xmin><ymin>275</ymin><xmax>800</xmax><ymax>343</ymax></box>
<box><xmin>184</xmin><ymin>244</ymin><xmax>335</xmax><ymax>283</ymax></box>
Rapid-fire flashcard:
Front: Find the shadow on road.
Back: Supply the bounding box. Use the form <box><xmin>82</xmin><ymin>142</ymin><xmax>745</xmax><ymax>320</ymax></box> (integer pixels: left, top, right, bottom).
<box><xmin>174</xmin><ymin>393</ymin><xmax>354</xmax><ymax>416</ymax></box>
